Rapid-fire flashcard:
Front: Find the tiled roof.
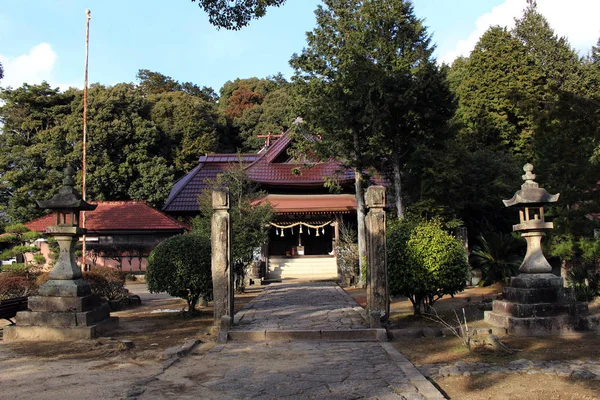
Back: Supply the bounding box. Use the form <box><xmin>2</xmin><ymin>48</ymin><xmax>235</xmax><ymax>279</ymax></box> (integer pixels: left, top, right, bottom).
<box><xmin>255</xmin><ymin>194</ymin><xmax>357</xmax><ymax>214</ymax></box>
<box><xmin>162</xmin><ymin>155</ymin><xmax>258</xmax><ymax>212</ymax></box>
<box><xmin>244</xmin><ymin>132</ymin><xmax>354</xmax><ymax>186</ymax></box>
<box><xmin>26</xmin><ymin>201</ymin><xmax>189</xmax><ymax>233</ymax></box>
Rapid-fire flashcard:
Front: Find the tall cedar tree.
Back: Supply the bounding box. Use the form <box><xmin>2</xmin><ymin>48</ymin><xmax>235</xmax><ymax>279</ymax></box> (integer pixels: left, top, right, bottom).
<box><xmin>290</xmin><ymin>0</ymin><xmax>453</xmax><ymax>281</ymax></box>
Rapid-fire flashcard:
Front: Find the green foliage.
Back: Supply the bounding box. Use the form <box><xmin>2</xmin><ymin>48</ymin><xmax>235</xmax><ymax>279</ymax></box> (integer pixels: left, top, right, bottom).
<box><xmin>388</xmin><ymin>218</ymin><xmax>469</xmax><ymax>315</ymax></box>
<box><xmin>0</xmin><ymin>224</ymin><xmax>42</xmax><ymax>265</ymax></box>
<box><xmin>195</xmin><ymin>162</ymin><xmax>273</xmax><ymax>292</ymax></box>
<box><xmin>470</xmin><ymin>232</ymin><xmax>523</xmax><ymax>285</ymax></box>
<box><xmin>83</xmin><ymin>266</ymin><xmax>127</xmax><ymax>301</ymax></box>
<box><xmin>218</xmin><ymin>76</ymin><xmax>294</xmax><ymax>151</ymax></box>
<box><xmin>146</xmin><ymin>234</ymin><xmax>212</xmax><ymax>313</ymax></box>
<box><xmin>0</xmin><ymin>77</ymin><xmax>223</xmax><ymax>223</ymax></box>
<box><xmin>566</xmin><ymin>264</ymin><xmax>599</xmax><ymax>302</ymax></box>
<box><xmin>290</xmin><ymin>0</ymin><xmax>454</xmax><ymax>218</ymax></box>
<box><xmin>191</xmin><ymin>0</ymin><xmax>286</xmax><ymax>30</ymax></box>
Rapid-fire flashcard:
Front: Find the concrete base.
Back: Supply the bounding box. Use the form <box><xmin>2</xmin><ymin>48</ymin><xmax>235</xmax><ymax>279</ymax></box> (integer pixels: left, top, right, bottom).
<box><xmin>3</xmin><ymin>317</ymin><xmax>118</xmax><ymax>341</ymax></box>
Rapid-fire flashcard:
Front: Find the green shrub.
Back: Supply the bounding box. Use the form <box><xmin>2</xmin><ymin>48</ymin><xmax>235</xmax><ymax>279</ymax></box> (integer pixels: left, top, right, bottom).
<box><xmin>146</xmin><ymin>234</ymin><xmax>212</xmax><ymax>313</ymax></box>
<box><xmin>83</xmin><ymin>266</ymin><xmax>127</xmax><ymax>301</ymax></box>
<box><xmin>470</xmin><ymin>232</ymin><xmax>523</xmax><ymax>285</ymax></box>
<box><xmin>567</xmin><ymin>264</ymin><xmax>599</xmax><ymax>302</ymax></box>
<box><xmin>0</xmin><ymin>276</ymin><xmax>33</xmax><ymax>300</ymax></box>
<box><xmin>388</xmin><ymin>218</ymin><xmax>469</xmax><ymax>315</ymax></box>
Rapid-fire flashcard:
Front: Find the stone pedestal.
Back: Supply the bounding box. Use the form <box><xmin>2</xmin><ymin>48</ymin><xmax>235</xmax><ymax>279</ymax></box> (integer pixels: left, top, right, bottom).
<box><xmin>4</xmin><ymin>228</ymin><xmax>116</xmax><ymax>341</ymax></box>
<box><xmin>484</xmin><ymin>273</ymin><xmax>588</xmax><ymax>336</ymax></box>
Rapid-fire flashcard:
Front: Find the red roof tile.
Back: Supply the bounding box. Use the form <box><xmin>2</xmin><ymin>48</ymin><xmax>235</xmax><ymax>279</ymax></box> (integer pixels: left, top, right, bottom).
<box><xmin>162</xmin><ymin>154</ymin><xmax>257</xmax><ymax>213</ymax></box>
<box><xmin>26</xmin><ymin>201</ymin><xmax>189</xmax><ymax>233</ymax></box>
<box><xmin>244</xmin><ymin>132</ymin><xmax>354</xmax><ymax>186</ymax></box>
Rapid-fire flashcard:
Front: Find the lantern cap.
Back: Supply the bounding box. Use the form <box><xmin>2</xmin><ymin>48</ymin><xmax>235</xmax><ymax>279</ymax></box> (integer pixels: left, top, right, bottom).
<box><xmin>36</xmin><ymin>166</ymin><xmax>97</xmax><ymax>211</ymax></box>
<box><xmin>503</xmin><ymin>163</ymin><xmax>559</xmax><ymax>207</ymax></box>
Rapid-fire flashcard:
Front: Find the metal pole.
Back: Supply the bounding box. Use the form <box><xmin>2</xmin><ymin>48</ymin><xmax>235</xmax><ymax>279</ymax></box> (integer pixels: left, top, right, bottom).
<box><xmin>82</xmin><ymin>9</ymin><xmax>91</xmax><ymax>271</ymax></box>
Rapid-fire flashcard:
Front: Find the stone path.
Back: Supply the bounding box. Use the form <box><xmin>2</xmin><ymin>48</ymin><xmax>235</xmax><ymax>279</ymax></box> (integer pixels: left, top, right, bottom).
<box><xmin>134</xmin><ymin>282</ymin><xmax>445</xmax><ymax>400</ymax></box>
<box><xmin>419</xmin><ymin>359</ymin><xmax>600</xmax><ymax>380</ymax></box>
<box><xmin>233</xmin><ymin>282</ymin><xmax>368</xmax><ymax>330</ymax></box>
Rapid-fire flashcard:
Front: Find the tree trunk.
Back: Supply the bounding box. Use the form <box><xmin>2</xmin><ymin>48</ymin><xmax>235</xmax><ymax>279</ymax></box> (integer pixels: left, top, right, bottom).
<box><xmin>187</xmin><ymin>295</ymin><xmax>199</xmax><ymax>314</ymax></box>
<box><xmin>355</xmin><ymin>169</ymin><xmax>367</xmax><ymax>288</ymax></box>
<box><xmin>392</xmin><ymin>146</ymin><xmax>405</xmax><ymax>219</ymax></box>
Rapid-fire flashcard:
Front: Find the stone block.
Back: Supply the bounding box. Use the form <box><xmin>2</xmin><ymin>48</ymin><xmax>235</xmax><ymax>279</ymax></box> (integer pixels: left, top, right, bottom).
<box><xmin>387</xmin><ymin>328</ymin><xmax>423</xmax><ymax>340</ymax></box>
<box><xmin>510</xmin><ymin>273</ymin><xmax>562</xmax><ymax>289</ymax></box>
<box><xmin>38</xmin><ymin>279</ymin><xmax>91</xmax><ymax>297</ymax></box>
<box><xmin>503</xmin><ymin>287</ymin><xmax>558</xmax><ymax>304</ymax></box>
<box><xmin>76</xmin><ymin>303</ymin><xmax>111</xmax><ymax>326</ymax></box>
<box><xmin>266</xmin><ymin>330</ymin><xmax>322</xmax><ymax>341</ymax></box>
<box><xmin>14</xmin><ymin>311</ymin><xmax>78</xmax><ymax>327</ymax></box>
<box><xmin>227</xmin><ymin>330</ymin><xmax>266</xmax><ymax>341</ymax></box>
<box><xmin>484</xmin><ymin>311</ymin><xmax>577</xmax><ymax>336</ymax></box>
<box><xmin>28</xmin><ymin>294</ymin><xmax>100</xmax><ymax>312</ymax></box>
<box><xmin>492</xmin><ymin>300</ymin><xmax>575</xmax><ymax>318</ymax></box>
<box><xmin>3</xmin><ymin>317</ymin><xmax>118</xmax><ymax>341</ymax></box>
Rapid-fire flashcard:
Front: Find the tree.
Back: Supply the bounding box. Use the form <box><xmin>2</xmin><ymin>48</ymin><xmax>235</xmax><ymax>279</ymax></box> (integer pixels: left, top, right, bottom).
<box><xmin>0</xmin><ymin>224</ymin><xmax>43</xmax><ymax>266</ymax></box>
<box><xmin>191</xmin><ymin>0</ymin><xmax>286</xmax><ymax>30</ymax></box>
<box><xmin>146</xmin><ymin>234</ymin><xmax>212</xmax><ymax>313</ymax></box>
<box><xmin>290</xmin><ymin>0</ymin><xmax>453</xmax><ymax>283</ymax></box>
<box><xmin>0</xmin><ymin>83</ymin><xmax>74</xmax><ymax>222</ymax></box>
<box><xmin>388</xmin><ymin>218</ymin><xmax>469</xmax><ymax>315</ymax></box>
<box><xmin>195</xmin><ymin>161</ymin><xmax>273</xmax><ymax>292</ymax></box>
<box><xmin>137</xmin><ymin>69</ymin><xmax>217</xmax><ymax>103</ymax></box>
<box><xmin>0</xmin><ymin>62</ymin><xmax>3</xmax><ymax>81</ymax></box>
<box><xmin>218</xmin><ymin>76</ymin><xmax>294</xmax><ymax>151</ymax></box>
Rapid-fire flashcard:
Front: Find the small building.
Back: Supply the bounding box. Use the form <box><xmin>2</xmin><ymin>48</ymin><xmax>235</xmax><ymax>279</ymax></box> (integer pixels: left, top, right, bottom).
<box><xmin>163</xmin><ymin>131</ymin><xmax>376</xmax><ymax>282</ymax></box>
<box><xmin>25</xmin><ymin>201</ymin><xmax>189</xmax><ymax>272</ymax></box>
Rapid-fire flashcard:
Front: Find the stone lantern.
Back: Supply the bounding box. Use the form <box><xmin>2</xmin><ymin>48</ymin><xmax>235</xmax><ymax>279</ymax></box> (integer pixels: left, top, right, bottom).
<box><xmin>4</xmin><ymin>166</ymin><xmax>117</xmax><ymax>341</ymax></box>
<box><xmin>484</xmin><ymin>164</ymin><xmax>590</xmax><ymax>336</ymax></box>
<box><xmin>502</xmin><ymin>163</ymin><xmax>559</xmax><ymax>274</ymax></box>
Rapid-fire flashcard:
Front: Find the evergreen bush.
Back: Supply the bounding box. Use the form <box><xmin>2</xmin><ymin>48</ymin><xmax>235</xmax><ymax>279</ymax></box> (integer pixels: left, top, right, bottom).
<box><xmin>146</xmin><ymin>234</ymin><xmax>212</xmax><ymax>313</ymax></box>
<box><xmin>388</xmin><ymin>218</ymin><xmax>469</xmax><ymax>315</ymax></box>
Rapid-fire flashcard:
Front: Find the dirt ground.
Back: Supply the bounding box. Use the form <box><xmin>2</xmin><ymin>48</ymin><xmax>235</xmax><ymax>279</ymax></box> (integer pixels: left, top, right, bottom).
<box><xmin>346</xmin><ymin>284</ymin><xmax>600</xmax><ymax>400</ymax></box>
<box><xmin>0</xmin><ymin>283</ymin><xmax>263</xmax><ymax>400</ymax></box>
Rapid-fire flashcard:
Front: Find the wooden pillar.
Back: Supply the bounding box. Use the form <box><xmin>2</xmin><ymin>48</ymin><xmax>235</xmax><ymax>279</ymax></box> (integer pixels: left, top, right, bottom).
<box><xmin>365</xmin><ymin>186</ymin><xmax>389</xmax><ymax>328</ymax></box>
<box><xmin>211</xmin><ymin>188</ymin><xmax>233</xmax><ymax>324</ymax></box>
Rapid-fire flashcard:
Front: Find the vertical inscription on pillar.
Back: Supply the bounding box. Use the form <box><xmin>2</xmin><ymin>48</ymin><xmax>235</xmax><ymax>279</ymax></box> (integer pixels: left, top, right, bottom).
<box><xmin>365</xmin><ymin>186</ymin><xmax>389</xmax><ymax>328</ymax></box>
<box><xmin>212</xmin><ymin>188</ymin><xmax>233</xmax><ymax>324</ymax></box>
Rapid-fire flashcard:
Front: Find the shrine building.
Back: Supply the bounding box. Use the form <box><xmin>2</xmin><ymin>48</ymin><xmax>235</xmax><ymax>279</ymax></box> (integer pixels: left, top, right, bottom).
<box><xmin>163</xmin><ymin>131</ymin><xmax>368</xmax><ymax>282</ymax></box>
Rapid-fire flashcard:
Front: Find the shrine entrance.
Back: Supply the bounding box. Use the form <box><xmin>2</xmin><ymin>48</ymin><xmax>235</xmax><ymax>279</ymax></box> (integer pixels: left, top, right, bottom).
<box><xmin>265</xmin><ymin>219</ymin><xmax>339</xmax><ymax>281</ymax></box>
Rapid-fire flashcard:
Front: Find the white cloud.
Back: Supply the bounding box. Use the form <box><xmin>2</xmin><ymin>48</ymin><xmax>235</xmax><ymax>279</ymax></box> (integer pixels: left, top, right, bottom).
<box><xmin>0</xmin><ymin>43</ymin><xmax>80</xmax><ymax>90</ymax></box>
<box><xmin>440</xmin><ymin>0</ymin><xmax>600</xmax><ymax>65</ymax></box>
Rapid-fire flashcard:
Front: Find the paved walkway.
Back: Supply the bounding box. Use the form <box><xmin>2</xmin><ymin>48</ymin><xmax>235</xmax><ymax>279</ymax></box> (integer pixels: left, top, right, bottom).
<box><xmin>136</xmin><ymin>282</ymin><xmax>444</xmax><ymax>400</ymax></box>
<box><xmin>234</xmin><ymin>282</ymin><xmax>368</xmax><ymax>330</ymax></box>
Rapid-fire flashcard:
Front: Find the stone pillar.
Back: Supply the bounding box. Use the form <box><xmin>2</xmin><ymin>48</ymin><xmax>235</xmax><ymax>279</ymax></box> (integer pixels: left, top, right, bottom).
<box><xmin>211</xmin><ymin>188</ymin><xmax>233</xmax><ymax>324</ymax></box>
<box><xmin>365</xmin><ymin>186</ymin><xmax>389</xmax><ymax>328</ymax></box>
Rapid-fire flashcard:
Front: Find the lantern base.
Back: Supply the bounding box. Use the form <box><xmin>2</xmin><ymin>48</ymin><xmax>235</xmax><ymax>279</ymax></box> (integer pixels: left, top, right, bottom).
<box><xmin>3</xmin><ymin>292</ymin><xmax>117</xmax><ymax>341</ymax></box>
<box><xmin>485</xmin><ymin>273</ymin><xmax>590</xmax><ymax>336</ymax></box>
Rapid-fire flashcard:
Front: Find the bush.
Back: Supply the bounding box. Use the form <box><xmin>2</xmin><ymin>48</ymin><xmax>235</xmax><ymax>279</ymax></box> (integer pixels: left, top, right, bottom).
<box><xmin>470</xmin><ymin>232</ymin><xmax>523</xmax><ymax>285</ymax></box>
<box><xmin>146</xmin><ymin>234</ymin><xmax>212</xmax><ymax>313</ymax></box>
<box><xmin>335</xmin><ymin>221</ymin><xmax>359</xmax><ymax>285</ymax></box>
<box><xmin>0</xmin><ymin>276</ymin><xmax>33</xmax><ymax>300</ymax></box>
<box><xmin>388</xmin><ymin>218</ymin><xmax>469</xmax><ymax>315</ymax></box>
<box><xmin>567</xmin><ymin>264</ymin><xmax>599</xmax><ymax>302</ymax></box>
<box><xmin>83</xmin><ymin>266</ymin><xmax>127</xmax><ymax>301</ymax></box>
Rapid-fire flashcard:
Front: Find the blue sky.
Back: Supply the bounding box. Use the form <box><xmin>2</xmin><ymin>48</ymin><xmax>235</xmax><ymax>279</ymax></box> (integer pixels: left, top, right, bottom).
<box><xmin>1</xmin><ymin>0</ymin><xmax>598</xmax><ymax>93</ymax></box>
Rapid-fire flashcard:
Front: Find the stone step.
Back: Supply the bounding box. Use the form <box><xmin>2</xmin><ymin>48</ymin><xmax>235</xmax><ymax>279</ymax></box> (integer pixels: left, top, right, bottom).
<box><xmin>227</xmin><ymin>329</ymin><xmax>388</xmax><ymax>342</ymax></box>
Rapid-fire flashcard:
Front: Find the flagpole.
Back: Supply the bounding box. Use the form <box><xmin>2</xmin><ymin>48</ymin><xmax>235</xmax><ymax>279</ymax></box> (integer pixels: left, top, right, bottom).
<box><xmin>82</xmin><ymin>9</ymin><xmax>91</xmax><ymax>271</ymax></box>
